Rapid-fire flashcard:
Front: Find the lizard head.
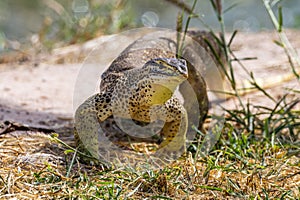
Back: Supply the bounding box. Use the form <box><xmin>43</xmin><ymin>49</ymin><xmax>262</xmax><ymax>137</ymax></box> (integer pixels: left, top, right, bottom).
<box><xmin>134</xmin><ymin>58</ymin><xmax>188</xmax><ymax>105</ymax></box>
<box><xmin>143</xmin><ymin>57</ymin><xmax>188</xmax><ymax>84</ymax></box>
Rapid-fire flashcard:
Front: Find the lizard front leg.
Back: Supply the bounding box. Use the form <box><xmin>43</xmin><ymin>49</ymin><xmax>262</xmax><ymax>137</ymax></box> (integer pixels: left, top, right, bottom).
<box><xmin>154</xmin><ymin>98</ymin><xmax>188</xmax><ymax>157</ymax></box>
<box><xmin>74</xmin><ymin>93</ymin><xmax>112</xmax><ymax>160</ymax></box>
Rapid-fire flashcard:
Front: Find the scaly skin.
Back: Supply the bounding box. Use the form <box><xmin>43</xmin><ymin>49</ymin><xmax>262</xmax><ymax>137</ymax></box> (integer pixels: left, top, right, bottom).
<box><xmin>75</xmin><ymin>58</ymin><xmax>188</xmax><ymax>160</ymax></box>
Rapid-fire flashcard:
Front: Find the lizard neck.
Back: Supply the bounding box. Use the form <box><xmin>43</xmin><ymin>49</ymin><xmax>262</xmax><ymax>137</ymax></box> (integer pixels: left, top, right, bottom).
<box><xmin>130</xmin><ymin>68</ymin><xmax>177</xmax><ymax>106</ymax></box>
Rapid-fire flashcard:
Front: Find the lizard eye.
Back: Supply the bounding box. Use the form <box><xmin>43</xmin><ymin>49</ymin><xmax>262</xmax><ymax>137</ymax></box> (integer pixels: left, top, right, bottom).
<box><xmin>156</xmin><ymin>60</ymin><xmax>165</xmax><ymax>69</ymax></box>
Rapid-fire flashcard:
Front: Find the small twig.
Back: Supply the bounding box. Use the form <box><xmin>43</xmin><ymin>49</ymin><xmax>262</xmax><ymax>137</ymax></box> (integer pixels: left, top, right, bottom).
<box><xmin>180</xmin><ymin>0</ymin><xmax>198</xmax><ymax>54</ymax></box>
<box><xmin>0</xmin><ymin>120</ymin><xmax>56</xmax><ymax>135</ymax></box>
<box><xmin>66</xmin><ymin>148</ymin><xmax>77</xmax><ymax>178</ymax></box>
<box><xmin>176</xmin><ymin>11</ymin><xmax>183</xmax><ymax>57</ymax></box>
<box><xmin>164</xmin><ymin>0</ymin><xmax>195</xmax><ymax>15</ymax></box>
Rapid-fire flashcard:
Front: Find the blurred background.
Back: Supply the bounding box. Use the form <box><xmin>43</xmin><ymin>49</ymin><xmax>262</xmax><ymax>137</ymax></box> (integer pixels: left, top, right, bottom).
<box><xmin>0</xmin><ymin>0</ymin><xmax>299</xmax><ymax>52</ymax></box>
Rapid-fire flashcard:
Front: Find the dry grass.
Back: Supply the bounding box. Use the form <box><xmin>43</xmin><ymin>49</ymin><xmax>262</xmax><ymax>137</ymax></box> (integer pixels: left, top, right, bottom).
<box><xmin>0</xmin><ymin>125</ymin><xmax>299</xmax><ymax>199</ymax></box>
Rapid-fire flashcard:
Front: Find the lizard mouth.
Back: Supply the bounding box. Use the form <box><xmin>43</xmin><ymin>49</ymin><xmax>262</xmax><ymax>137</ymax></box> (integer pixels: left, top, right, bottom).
<box><xmin>150</xmin><ymin>74</ymin><xmax>187</xmax><ymax>89</ymax></box>
<box><xmin>170</xmin><ymin>71</ymin><xmax>188</xmax><ymax>80</ymax></box>
<box><xmin>151</xmin><ymin>73</ymin><xmax>187</xmax><ymax>83</ymax></box>
<box><xmin>153</xmin><ymin>70</ymin><xmax>188</xmax><ymax>79</ymax></box>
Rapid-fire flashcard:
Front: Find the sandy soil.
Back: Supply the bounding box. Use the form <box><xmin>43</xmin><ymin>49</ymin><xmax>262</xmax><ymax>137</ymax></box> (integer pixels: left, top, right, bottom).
<box><xmin>0</xmin><ymin>29</ymin><xmax>299</xmax><ymax>133</ymax></box>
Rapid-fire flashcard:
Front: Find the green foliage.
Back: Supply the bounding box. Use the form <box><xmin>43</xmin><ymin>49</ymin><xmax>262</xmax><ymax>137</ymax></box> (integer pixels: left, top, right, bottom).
<box><xmin>39</xmin><ymin>0</ymin><xmax>137</xmax><ymax>49</ymax></box>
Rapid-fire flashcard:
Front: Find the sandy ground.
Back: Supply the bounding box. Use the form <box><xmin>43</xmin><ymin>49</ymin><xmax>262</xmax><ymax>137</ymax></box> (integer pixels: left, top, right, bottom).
<box><xmin>0</xmin><ymin>29</ymin><xmax>299</xmax><ymax>133</ymax></box>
